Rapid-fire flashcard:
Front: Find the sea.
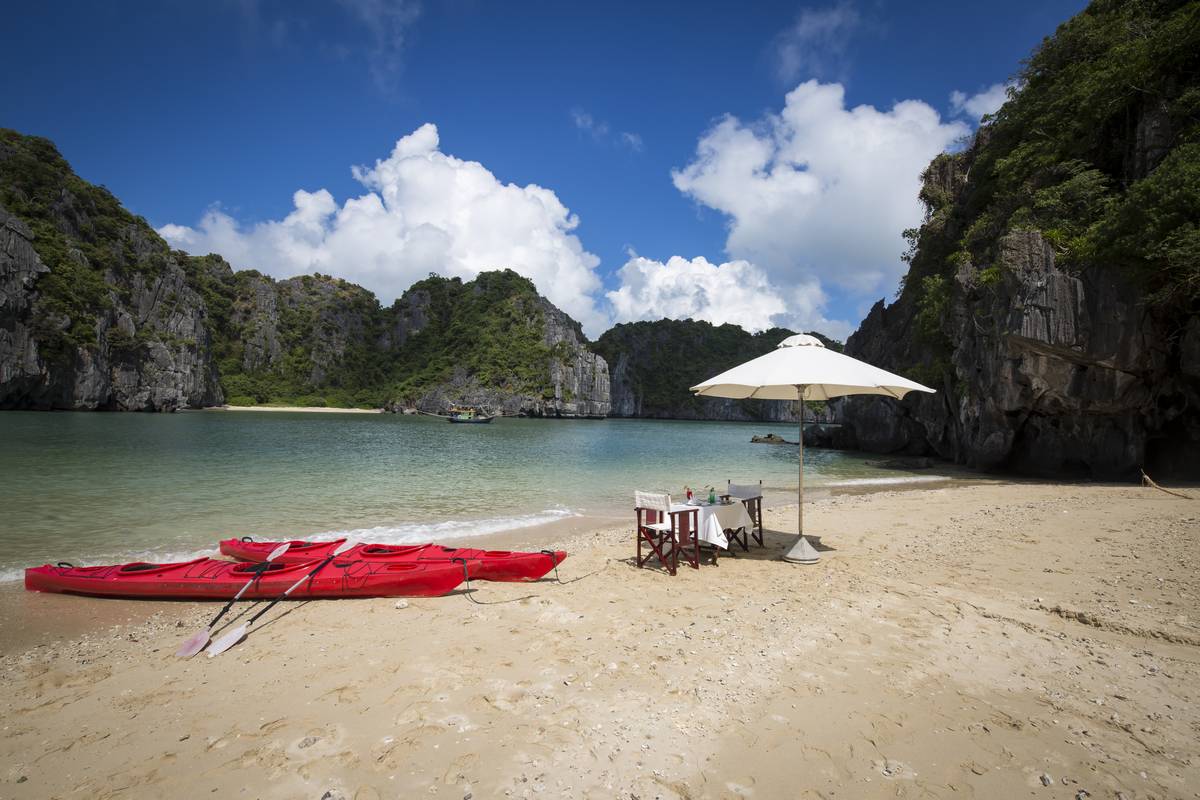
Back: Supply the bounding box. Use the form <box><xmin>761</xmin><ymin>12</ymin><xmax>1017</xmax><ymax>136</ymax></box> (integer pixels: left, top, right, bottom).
<box><xmin>0</xmin><ymin>410</ymin><xmax>950</xmax><ymax>581</ymax></box>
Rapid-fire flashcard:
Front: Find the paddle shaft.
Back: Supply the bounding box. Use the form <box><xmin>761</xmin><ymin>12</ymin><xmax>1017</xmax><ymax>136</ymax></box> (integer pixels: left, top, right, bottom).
<box><xmin>245</xmin><ymin>553</ymin><xmax>340</xmax><ymax>626</ymax></box>
<box><xmin>205</xmin><ymin>562</ymin><xmax>271</xmax><ymax>629</ymax></box>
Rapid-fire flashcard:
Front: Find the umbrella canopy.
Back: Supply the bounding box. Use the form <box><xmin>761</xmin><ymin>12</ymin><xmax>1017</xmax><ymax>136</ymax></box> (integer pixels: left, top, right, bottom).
<box><xmin>690</xmin><ymin>333</ymin><xmax>936</xmax><ymax>564</ymax></box>
<box><xmin>690</xmin><ymin>334</ymin><xmax>934</xmax><ymax>402</ymax></box>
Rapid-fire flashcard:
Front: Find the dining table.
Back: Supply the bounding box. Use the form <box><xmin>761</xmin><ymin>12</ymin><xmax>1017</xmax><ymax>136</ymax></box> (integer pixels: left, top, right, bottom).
<box><xmin>669</xmin><ymin>499</ymin><xmax>754</xmax><ymax>550</ymax></box>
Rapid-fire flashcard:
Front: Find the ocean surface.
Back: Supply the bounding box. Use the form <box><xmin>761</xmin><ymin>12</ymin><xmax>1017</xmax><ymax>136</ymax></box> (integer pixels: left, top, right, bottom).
<box><xmin>0</xmin><ymin>410</ymin><xmax>949</xmax><ymax>580</ymax></box>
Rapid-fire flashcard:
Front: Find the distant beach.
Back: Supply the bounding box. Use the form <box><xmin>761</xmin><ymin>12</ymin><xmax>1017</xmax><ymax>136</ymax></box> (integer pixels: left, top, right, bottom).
<box><xmin>1</xmin><ymin>482</ymin><xmax>1195</xmax><ymax>798</ymax></box>
<box><xmin>210</xmin><ymin>405</ymin><xmax>383</xmax><ymax>414</ymax></box>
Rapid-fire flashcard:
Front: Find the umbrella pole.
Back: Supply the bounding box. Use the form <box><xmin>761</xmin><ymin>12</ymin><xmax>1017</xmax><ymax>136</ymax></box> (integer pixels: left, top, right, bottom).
<box><xmin>783</xmin><ymin>384</ymin><xmax>820</xmax><ymax>564</ymax></box>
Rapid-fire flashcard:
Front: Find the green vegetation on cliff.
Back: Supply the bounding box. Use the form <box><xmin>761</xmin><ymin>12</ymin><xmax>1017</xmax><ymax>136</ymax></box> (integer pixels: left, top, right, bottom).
<box><xmin>595</xmin><ymin>319</ymin><xmax>840</xmax><ymax>418</ymax></box>
<box><xmin>388</xmin><ymin>270</ymin><xmax>555</xmax><ymax>404</ymax></box>
<box><xmin>0</xmin><ymin>129</ymin><xmax>168</xmax><ymax>361</ymax></box>
<box><xmin>904</xmin><ymin>0</ymin><xmax>1199</xmax><ymax>320</ymax></box>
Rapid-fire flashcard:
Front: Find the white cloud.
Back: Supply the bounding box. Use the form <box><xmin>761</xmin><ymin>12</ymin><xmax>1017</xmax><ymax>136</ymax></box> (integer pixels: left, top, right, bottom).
<box><xmin>339</xmin><ymin>0</ymin><xmax>421</xmax><ymax>92</ymax></box>
<box><xmin>161</xmin><ymin>123</ymin><xmax>608</xmax><ymax>334</ymax></box>
<box><xmin>771</xmin><ymin>1</ymin><xmax>860</xmax><ymax>83</ymax></box>
<box><xmin>672</xmin><ymin>80</ymin><xmax>969</xmax><ymax>302</ymax></box>
<box><xmin>571</xmin><ymin>108</ymin><xmax>609</xmax><ymax>140</ymax></box>
<box><xmin>606</xmin><ymin>254</ymin><xmax>852</xmax><ymax>340</ymax></box>
<box><xmin>950</xmin><ymin>82</ymin><xmax>1014</xmax><ymax>121</ymax></box>
<box><xmin>571</xmin><ymin>108</ymin><xmax>643</xmax><ymax>152</ymax></box>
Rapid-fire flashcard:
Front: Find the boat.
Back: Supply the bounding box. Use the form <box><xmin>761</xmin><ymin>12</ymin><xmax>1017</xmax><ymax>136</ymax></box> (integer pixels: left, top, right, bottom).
<box><xmin>447</xmin><ymin>405</ymin><xmax>494</xmax><ymax>423</ymax></box>
<box><xmin>220</xmin><ymin>538</ymin><xmax>567</xmax><ymax>583</ymax></box>
<box><xmin>24</xmin><ymin>557</ymin><xmax>470</xmax><ymax>599</ymax></box>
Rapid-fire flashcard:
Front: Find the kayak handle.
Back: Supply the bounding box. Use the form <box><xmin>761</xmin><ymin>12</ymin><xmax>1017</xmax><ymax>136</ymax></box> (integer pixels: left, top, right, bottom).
<box><xmin>56</xmin><ymin>561</ymin><xmax>74</xmax><ymax>568</ymax></box>
<box><xmin>240</xmin><ymin>536</ymin><xmax>254</xmax><ymax>542</ymax></box>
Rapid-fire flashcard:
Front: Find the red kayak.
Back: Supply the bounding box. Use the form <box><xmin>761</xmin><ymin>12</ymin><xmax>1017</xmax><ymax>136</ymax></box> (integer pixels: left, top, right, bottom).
<box><xmin>25</xmin><ymin>557</ymin><xmax>468</xmax><ymax>600</ymax></box>
<box><xmin>220</xmin><ymin>538</ymin><xmax>567</xmax><ymax>583</ymax></box>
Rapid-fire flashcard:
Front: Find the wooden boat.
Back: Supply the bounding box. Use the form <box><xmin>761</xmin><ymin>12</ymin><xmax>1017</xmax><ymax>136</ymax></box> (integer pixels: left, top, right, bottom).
<box><xmin>447</xmin><ymin>405</ymin><xmax>494</xmax><ymax>423</ymax></box>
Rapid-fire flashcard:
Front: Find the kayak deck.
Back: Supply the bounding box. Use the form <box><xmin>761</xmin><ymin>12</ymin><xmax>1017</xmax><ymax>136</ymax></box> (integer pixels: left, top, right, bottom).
<box><xmin>220</xmin><ymin>538</ymin><xmax>567</xmax><ymax>582</ymax></box>
<box><xmin>25</xmin><ymin>557</ymin><xmax>470</xmax><ymax>600</ymax></box>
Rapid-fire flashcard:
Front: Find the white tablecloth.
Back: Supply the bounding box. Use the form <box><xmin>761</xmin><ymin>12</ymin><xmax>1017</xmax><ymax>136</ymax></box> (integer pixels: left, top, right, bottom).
<box><xmin>670</xmin><ymin>501</ymin><xmax>753</xmax><ymax>549</ymax></box>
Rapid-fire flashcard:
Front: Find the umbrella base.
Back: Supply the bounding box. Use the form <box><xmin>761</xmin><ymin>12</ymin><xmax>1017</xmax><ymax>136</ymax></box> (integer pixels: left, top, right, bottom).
<box><xmin>782</xmin><ymin>535</ymin><xmax>820</xmax><ymax>564</ymax></box>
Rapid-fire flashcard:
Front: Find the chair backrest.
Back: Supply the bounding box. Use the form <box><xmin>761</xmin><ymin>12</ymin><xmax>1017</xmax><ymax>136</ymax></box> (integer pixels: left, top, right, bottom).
<box><xmin>635</xmin><ymin>491</ymin><xmax>671</xmax><ymax>513</ymax></box>
<box><xmin>727</xmin><ymin>481</ymin><xmax>763</xmax><ymax>500</ymax></box>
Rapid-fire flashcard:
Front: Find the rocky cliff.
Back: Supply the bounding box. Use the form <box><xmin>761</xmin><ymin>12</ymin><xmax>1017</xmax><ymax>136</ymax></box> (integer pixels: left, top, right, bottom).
<box><xmin>0</xmin><ymin>132</ymin><xmax>222</xmax><ymax>410</ymax></box>
<box><xmin>0</xmin><ymin>130</ymin><xmax>609</xmax><ymax>415</ymax></box>
<box><xmin>594</xmin><ymin>319</ymin><xmax>841</xmax><ymax>422</ymax></box>
<box><xmin>839</xmin><ymin>1</ymin><xmax>1200</xmax><ymax>479</ymax></box>
<box><xmin>385</xmin><ymin>271</ymin><xmax>609</xmax><ymax>417</ymax></box>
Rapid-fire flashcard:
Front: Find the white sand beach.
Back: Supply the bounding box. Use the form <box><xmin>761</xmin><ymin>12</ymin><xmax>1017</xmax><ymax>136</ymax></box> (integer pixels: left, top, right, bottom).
<box><xmin>1</xmin><ymin>482</ymin><xmax>1197</xmax><ymax>799</ymax></box>
<box><xmin>210</xmin><ymin>405</ymin><xmax>384</xmax><ymax>414</ymax></box>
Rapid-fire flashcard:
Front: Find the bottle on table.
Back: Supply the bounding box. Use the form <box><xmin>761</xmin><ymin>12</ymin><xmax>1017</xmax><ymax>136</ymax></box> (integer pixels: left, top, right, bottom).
<box><xmin>707</xmin><ymin>486</ymin><xmax>716</xmax><ymax>504</ymax></box>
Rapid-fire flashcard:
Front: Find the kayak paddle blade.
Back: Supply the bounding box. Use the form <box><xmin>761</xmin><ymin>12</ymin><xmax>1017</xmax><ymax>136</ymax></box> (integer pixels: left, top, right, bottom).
<box><xmin>206</xmin><ymin>624</ymin><xmax>247</xmax><ymax>657</ymax></box>
<box><xmin>334</xmin><ymin>539</ymin><xmax>358</xmax><ymax>555</ymax></box>
<box><xmin>174</xmin><ymin>630</ymin><xmax>211</xmax><ymax>659</ymax></box>
<box><xmin>266</xmin><ymin>542</ymin><xmax>290</xmax><ymax>561</ymax></box>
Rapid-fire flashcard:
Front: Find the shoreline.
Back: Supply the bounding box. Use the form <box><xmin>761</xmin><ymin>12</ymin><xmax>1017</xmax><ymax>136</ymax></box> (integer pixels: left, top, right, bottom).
<box><xmin>206</xmin><ymin>405</ymin><xmax>384</xmax><ymax>414</ymax></box>
<box><xmin>2</xmin><ymin>481</ymin><xmax>1195</xmax><ymax>797</ymax></box>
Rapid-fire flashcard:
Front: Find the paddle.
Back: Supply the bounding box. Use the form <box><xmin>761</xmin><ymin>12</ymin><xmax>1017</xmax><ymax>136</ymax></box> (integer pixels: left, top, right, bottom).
<box><xmin>174</xmin><ymin>542</ymin><xmax>292</xmax><ymax>658</ymax></box>
<box><xmin>206</xmin><ymin>538</ymin><xmax>358</xmax><ymax>658</ymax></box>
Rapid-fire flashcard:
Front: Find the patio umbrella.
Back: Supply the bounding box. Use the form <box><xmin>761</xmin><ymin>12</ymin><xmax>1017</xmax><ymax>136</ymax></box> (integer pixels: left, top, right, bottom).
<box><xmin>690</xmin><ymin>333</ymin><xmax>935</xmax><ymax>564</ymax></box>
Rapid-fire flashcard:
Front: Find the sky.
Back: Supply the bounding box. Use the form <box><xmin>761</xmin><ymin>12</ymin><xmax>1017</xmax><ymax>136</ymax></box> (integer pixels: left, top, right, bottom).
<box><xmin>3</xmin><ymin>0</ymin><xmax>1087</xmax><ymax>340</ymax></box>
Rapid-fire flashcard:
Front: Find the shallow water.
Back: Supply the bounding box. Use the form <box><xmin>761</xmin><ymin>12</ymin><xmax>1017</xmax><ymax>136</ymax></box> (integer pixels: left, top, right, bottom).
<box><xmin>0</xmin><ymin>410</ymin><xmax>947</xmax><ymax>577</ymax></box>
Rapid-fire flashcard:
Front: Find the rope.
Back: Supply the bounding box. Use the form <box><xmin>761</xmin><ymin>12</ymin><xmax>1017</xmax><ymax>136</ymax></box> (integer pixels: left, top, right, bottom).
<box><xmin>452</xmin><ymin>557</ymin><xmax>481</xmax><ymax>604</ymax></box>
<box><xmin>539</xmin><ymin>550</ymin><xmax>563</xmax><ymax>583</ymax></box>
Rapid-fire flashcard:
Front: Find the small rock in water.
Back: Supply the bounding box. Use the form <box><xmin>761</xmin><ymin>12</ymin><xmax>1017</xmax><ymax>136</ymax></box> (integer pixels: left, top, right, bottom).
<box><xmin>1040</xmin><ymin>773</ymin><xmax>1053</xmax><ymax>787</ymax></box>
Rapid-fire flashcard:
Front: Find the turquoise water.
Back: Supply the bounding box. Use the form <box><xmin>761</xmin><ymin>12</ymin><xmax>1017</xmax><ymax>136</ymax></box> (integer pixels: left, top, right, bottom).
<box><xmin>0</xmin><ymin>411</ymin><xmax>946</xmax><ymax>579</ymax></box>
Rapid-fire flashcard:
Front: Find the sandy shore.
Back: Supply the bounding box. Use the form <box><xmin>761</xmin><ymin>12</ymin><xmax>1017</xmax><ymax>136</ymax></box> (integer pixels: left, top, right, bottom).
<box><xmin>209</xmin><ymin>405</ymin><xmax>383</xmax><ymax>414</ymax></box>
<box><xmin>2</xmin><ymin>482</ymin><xmax>1197</xmax><ymax>798</ymax></box>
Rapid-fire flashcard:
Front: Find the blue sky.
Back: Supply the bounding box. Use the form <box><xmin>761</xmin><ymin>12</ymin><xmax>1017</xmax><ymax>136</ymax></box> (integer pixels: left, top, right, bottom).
<box><xmin>3</xmin><ymin>0</ymin><xmax>1086</xmax><ymax>338</ymax></box>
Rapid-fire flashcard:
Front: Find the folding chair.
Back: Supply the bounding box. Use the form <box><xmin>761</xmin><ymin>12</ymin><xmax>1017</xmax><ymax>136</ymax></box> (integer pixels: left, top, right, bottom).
<box><xmin>634</xmin><ymin>491</ymin><xmax>697</xmax><ymax>576</ymax></box>
<box><xmin>727</xmin><ymin>480</ymin><xmax>765</xmax><ymax>550</ymax></box>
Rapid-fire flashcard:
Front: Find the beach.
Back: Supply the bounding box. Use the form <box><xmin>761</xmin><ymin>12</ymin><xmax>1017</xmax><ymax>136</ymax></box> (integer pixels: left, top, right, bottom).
<box><xmin>210</xmin><ymin>406</ymin><xmax>384</xmax><ymax>414</ymax></box>
<box><xmin>1</xmin><ymin>482</ymin><xmax>1197</xmax><ymax>799</ymax></box>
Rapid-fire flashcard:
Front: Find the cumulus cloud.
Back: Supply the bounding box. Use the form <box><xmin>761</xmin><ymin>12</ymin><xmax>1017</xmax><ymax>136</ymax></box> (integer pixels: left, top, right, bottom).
<box><xmin>672</xmin><ymin>80</ymin><xmax>969</xmax><ymax>302</ymax></box>
<box><xmin>160</xmin><ymin>123</ymin><xmax>608</xmax><ymax>334</ymax></box>
<box><xmin>771</xmin><ymin>1</ymin><xmax>860</xmax><ymax>83</ymax></box>
<box><xmin>606</xmin><ymin>255</ymin><xmax>852</xmax><ymax>340</ymax></box>
<box><xmin>950</xmin><ymin>82</ymin><xmax>1015</xmax><ymax>121</ymax></box>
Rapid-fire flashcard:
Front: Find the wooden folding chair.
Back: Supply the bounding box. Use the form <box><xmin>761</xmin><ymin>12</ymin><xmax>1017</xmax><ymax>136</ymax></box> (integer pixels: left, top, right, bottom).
<box><xmin>727</xmin><ymin>480</ymin><xmax>765</xmax><ymax>550</ymax></box>
<box><xmin>634</xmin><ymin>491</ymin><xmax>696</xmax><ymax>576</ymax></box>
<box><xmin>674</xmin><ymin>507</ymin><xmax>717</xmax><ymax>570</ymax></box>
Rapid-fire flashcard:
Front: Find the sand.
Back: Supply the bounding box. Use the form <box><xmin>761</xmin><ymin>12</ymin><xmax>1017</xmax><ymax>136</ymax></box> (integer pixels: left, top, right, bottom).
<box><xmin>1</xmin><ymin>482</ymin><xmax>1197</xmax><ymax>799</ymax></box>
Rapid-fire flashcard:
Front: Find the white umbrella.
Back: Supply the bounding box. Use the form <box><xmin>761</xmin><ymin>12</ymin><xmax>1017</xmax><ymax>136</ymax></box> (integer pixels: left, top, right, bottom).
<box><xmin>691</xmin><ymin>333</ymin><xmax>935</xmax><ymax>564</ymax></box>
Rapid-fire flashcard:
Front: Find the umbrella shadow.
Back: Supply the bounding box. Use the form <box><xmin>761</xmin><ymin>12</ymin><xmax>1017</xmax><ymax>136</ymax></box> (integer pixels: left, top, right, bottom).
<box><xmin>720</xmin><ymin>528</ymin><xmax>837</xmax><ymax>562</ymax></box>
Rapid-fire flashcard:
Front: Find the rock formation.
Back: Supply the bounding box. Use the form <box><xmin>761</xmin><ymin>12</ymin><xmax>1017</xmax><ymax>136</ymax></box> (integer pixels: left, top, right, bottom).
<box><xmin>0</xmin><ymin>175</ymin><xmax>223</xmax><ymax>410</ymax></box>
<box><xmin>595</xmin><ymin>319</ymin><xmax>842</xmax><ymax>422</ymax></box>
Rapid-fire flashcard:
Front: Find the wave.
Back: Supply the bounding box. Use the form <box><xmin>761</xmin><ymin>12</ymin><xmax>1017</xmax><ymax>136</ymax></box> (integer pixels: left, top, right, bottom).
<box><xmin>314</xmin><ymin>507</ymin><xmax>580</xmax><ymax>545</ymax></box>
<box><xmin>821</xmin><ymin>475</ymin><xmax>949</xmax><ymax>487</ymax></box>
<box><xmin>0</xmin><ymin>507</ymin><xmax>581</xmax><ymax>584</ymax></box>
